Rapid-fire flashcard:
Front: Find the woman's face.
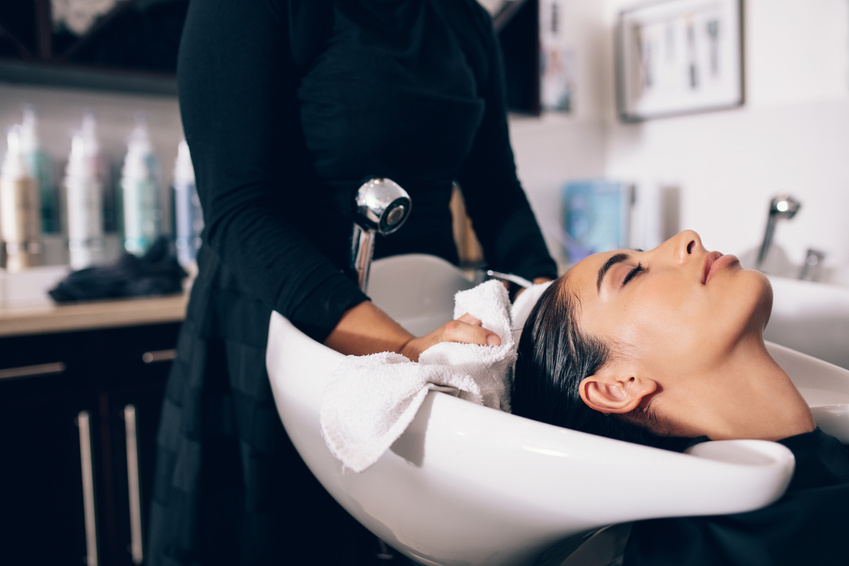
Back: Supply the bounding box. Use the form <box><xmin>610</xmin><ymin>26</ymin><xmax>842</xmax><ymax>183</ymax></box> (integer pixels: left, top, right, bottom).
<box><xmin>563</xmin><ymin>230</ymin><xmax>773</xmax><ymax>379</ymax></box>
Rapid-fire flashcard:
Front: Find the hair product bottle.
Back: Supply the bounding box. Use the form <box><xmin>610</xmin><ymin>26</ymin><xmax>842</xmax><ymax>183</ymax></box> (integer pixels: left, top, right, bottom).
<box><xmin>172</xmin><ymin>139</ymin><xmax>203</xmax><ymax>268</ymax></box>
<box><xmin>19</xmin><ymin>105</ymin><xmax>58</xmax><ymax>234</ymax></box>
<box><xmin>63</xmin><ymin>128</ymin><xmax>104</xmax><ymax>270</ymax></box>
<box><xmin>0</xmin><ymin>125</ymin><xmax>43</xmax><ymax>271</ymax></box>
<box><xmin>120</xmin><ymin>114</ymin><xmax>162</xmax><ymax>256</ymax></box>
<box><xmin>78</xmin><ymin>111</ymin><xmax>114</xmax><ymax>233</ymax></box>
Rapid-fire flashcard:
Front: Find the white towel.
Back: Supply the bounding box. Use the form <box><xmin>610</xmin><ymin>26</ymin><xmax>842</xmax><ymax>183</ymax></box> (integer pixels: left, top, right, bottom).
<box><xmin>320</xmin><ymin>280</ymin><xmax>515</xmax><ymax>472</ymax></box>
<box><xmin>510</xmin><ymin>280</ymin><xmax>554</xmax><ymax>346</ymax></box>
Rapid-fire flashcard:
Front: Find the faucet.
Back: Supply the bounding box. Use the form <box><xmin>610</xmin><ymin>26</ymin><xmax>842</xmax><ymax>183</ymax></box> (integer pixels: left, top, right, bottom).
<box><xmin>350</xmin><ymin>178</ymin><xmax>412</xmax><ymax>292</ymax></box>
<box><xmin>756</xmin><ymin>194</ymin><xmax>801</xmax><ymax>271</ymax></box>
<box><xmin>799</xmin><ymin>248</ymin><xmax>826</xmax><ymax>282</ymax></box>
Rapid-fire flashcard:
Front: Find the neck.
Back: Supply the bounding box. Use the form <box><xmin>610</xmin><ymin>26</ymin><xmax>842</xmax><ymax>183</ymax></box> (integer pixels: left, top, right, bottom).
<box><xmin>664</xmin><ymin>338</ymin><xmax>816</xmax><ymax>441</ymax></box>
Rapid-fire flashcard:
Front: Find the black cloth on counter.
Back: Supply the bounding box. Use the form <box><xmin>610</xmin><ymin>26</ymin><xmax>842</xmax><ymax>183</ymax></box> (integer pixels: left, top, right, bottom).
<box><xmin>148</xmin><ymin>0</ymin><xmax>557</xmax><ymax>565</ymax></box>
<box><xmin>48</xmin><ymin>237</ymin><xmax>187</xmax><ymax>303</ymax></box>
<box><xmin>623</xmin><ymin>428</ymin><xmax>849</xmax><ymax>566</ymax></box>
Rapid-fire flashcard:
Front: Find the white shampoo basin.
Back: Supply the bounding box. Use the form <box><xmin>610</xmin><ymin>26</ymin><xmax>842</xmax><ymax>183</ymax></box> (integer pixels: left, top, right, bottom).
<box><xmin>266</xmin><ymin>254</ymin><xmax>849</xmax><ymax>566</ymax></box>
<box><xmin>766</xmin><ymin>276</ymin><xmax>849</xmax><ymax>370</ymax></box>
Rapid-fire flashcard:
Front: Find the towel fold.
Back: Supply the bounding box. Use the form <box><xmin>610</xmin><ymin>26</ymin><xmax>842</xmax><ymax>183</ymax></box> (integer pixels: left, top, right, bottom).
<box><xmin>320</xmin><ymin>280</ymin><xmax>515</xmax><ymax>472</ymax></box>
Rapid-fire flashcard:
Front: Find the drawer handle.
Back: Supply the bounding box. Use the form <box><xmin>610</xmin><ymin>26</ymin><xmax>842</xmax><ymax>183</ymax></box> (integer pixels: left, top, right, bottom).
<box><xmin>124</xmin><ymin>405</ymin><xmax>144</xmax><ymax>564</ymax></box>
<box><xmin>0</xmin><ymin>361</ymin><xmax>66</xmax><ymax>381</ymax></box>
<box><xmin>141</xmin><ymin>349</ymin><xmax>177</xmax><ymax>364</ymax></box>
<box><xmin>77</xmin><ymin>411</ymin><xmax>99</xmax><ymax>566</ymax></box>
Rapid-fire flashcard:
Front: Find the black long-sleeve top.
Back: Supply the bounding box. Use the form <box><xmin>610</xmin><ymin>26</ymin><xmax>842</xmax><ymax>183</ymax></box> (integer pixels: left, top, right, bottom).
<box><xmin>624</xmin><ymin>428</ymin><xmax>849</xmax><ymax>565</ymax></box>
<box><xmin>177</xmin><ymin>0</ymin><xmax>557</xmax><ymax>341</ymax></box>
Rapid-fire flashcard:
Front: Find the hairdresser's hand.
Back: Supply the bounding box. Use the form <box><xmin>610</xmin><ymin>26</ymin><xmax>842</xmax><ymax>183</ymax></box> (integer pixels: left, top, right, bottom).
<box><xmin>324</xmin><ymin>302</ymin><xmax>500</xmax><ymax>362</ymax></box>
<box><xmin>399</xmin><ymin>313</ymin><xmax>501</xmax><ymax>362</ymax></box>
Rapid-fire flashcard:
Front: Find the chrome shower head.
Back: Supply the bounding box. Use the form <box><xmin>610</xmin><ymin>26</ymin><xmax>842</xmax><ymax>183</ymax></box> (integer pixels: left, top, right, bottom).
<box><xmin>351</xmin><ymin>178</ymin><xmax>412</xmax><ymax>292</ymax></box>
<box><xmin>757</xmin><ymin>193</ymin><xmax>802</xmax><ymax>271</ymax></box>
<box><xmin>768</xmin><ymin>194</ymin><xmax>801</xmax><ymax>220</ymax></box>
<box><xmin>354</xmin><ymin>178</ymin><xmax>411</xmax><ymax>236</ymax></box>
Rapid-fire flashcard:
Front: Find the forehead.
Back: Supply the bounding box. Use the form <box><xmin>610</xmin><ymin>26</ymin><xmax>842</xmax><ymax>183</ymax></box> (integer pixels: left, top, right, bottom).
<box><xmin>564</xmin><ymin>250</ymin><xmax>625</xmax><ymax>297</ymax></box>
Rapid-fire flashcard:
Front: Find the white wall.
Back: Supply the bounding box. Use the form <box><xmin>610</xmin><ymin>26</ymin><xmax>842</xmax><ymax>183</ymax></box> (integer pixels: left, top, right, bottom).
<box><xmin>510</xmin><ymin>114</ymin><xmax>607</xmax><ymax>267</ymax></box>
<box><xmin>599</xmin><ymin>0</ymin><xmax>849</xmax><ymax>274</ymax></box>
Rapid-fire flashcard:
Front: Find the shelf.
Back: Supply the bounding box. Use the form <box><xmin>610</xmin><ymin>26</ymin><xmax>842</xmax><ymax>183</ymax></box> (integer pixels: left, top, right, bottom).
<box><xmin>0</xmin><ymin>0</ymin><xmax>184</xmax><ymax>96</ymax></box>
<box><xmin>0</xmin><ymin>58</ymin><xmax>177</xmax><ymax>95</ymax></box>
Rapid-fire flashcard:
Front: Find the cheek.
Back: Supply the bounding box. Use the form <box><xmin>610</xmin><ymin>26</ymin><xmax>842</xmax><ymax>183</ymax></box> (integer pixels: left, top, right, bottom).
<box><xmin>615</xmin><ymin>289</ymin><xmax>709</xmax><ymax>362</ymax></box>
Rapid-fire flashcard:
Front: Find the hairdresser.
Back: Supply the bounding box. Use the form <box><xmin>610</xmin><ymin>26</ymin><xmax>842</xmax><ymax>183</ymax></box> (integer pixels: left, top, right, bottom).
<box><xmin>147</xmin><ymin>0</ymin><xmax>557</xmax><ymax>564</ymax></box>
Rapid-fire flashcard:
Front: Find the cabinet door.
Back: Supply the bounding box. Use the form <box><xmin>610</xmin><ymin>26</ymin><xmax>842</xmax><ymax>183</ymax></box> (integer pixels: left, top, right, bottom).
<box><xmin>104</xmin><ymin>363</ymin><xmax>171</xmax><ymax>566</ymax></box>
<box><xmin>0</xmin><ymin>321</ymin><xmax>181</xmax><ymax>565</ymax></box>
<box><xmin>0</xmin><ymin>370</ymin><xmax>102</xmax><ymax>565</ymax></box>
<box><xmin>98</xmin><ymin>322</ymin><xmax>179</xmax><ymax>566</ymax></box>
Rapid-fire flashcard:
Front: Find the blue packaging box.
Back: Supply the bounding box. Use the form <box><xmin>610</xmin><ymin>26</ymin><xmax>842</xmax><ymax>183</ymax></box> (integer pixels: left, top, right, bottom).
<box><xmin>562</xmin><ymin>180</ymin><xmax>633</xmax><ymax>264</ymax></box>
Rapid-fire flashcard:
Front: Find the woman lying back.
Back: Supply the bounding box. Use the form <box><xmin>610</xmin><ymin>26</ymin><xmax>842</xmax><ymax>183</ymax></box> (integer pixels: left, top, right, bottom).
<box><xmin>512</xmin><ymin>230</ymin><xmax>849</xmax><ymax>565</ymax></box>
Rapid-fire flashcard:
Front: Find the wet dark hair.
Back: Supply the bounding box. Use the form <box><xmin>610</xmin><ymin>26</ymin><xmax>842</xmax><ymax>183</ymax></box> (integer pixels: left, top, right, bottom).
<box><xmin>512</xmin><ymin>277</ymin><xmax>689</xmax><ymax>451</ymax></box>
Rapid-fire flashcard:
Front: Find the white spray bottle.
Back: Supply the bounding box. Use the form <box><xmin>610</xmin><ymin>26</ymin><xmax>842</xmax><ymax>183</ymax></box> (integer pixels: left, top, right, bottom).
<box><xmin>64</xmin><ymin>128</ymin><xmax>104</xmax><ymax>269</ymax></box>
<box><xmin>120</xmin><ymin>113</ymin><xmax>162</xmax><ymax>255</ymax></box>
<box><xmin>79</xmin><ymin>111</ymin><xmax>114</xmax><ymax>233</ymax></box>
<box><xmin>0</xmin><ymin>125</ymin><xmax>42</xmax><ymax>271</ymax></box>
<box><xmin>172</xmin><ymin>139</ymin><xmax>203</xmax><ymax>268</ymax></box>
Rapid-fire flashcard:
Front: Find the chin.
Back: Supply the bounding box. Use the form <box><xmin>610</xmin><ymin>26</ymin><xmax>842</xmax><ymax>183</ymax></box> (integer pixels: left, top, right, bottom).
<box><xmin>751</xmin><ymin>269</ymin><xmax>774</xmax><ymax>329</ymax></box>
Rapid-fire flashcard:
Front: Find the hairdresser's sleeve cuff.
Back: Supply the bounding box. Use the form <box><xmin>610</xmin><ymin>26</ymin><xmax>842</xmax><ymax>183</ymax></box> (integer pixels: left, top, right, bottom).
<box><xmin>279</xmin><ymin>271</ymin><xmax>368</xmax><ymax>343</ymax></box>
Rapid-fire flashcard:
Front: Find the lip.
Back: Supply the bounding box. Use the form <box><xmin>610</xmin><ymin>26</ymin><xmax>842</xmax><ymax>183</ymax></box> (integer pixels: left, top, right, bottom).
<box><xmin>703</xmin><ymin>252</ymin><xmax>740</xmax><ymax>285</ymax></box>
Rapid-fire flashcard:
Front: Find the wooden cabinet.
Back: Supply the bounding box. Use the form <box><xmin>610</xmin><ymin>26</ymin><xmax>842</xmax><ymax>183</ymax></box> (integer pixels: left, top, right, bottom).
<box><xmin>0</xmin><ymin>321</ymin><xmax>181</xmax><ymax>566</ymax></box>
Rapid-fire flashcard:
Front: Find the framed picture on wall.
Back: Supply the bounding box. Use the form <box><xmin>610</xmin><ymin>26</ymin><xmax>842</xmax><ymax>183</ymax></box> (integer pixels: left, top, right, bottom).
<box><xmin>615</xmin><ymin>0</ymin><xmax>744</xmax><ymax>122</ymax></box>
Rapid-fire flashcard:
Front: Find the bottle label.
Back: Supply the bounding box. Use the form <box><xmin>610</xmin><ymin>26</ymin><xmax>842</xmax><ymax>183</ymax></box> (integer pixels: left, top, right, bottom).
<box><xmin>122</xmin><ymin>177</ymin><xmax>161</xmax><ymax>255</ymax></box>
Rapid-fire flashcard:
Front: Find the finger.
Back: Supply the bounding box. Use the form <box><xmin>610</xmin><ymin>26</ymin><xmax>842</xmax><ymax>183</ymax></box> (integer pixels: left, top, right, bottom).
<box><xmin>456</xmin><ymin>313</ymin><xmax>482</xmax><ymax>326</ymax></box>
<box><xmin>442</xmin><ymin>320</ymin><xmax>501</xmax><ymax>347</ymax></box>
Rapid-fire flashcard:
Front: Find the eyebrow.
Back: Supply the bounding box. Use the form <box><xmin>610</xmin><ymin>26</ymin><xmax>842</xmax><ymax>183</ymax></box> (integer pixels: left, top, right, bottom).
<box><xmin>597</xmin><ymin>252</ymin><xmax>631</xmax><ymax>293</ymax></box>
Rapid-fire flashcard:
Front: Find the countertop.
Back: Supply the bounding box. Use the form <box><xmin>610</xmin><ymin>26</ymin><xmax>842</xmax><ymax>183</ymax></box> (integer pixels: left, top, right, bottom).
<box><xmin>0</xmin><ymin>263</ymin><xmax>192</xmax><ymax>337</ymax></box>
<box><xmin>0</xmin><ymin>292</ymin><xmax>189</xmax><ymax>337</ymax></box>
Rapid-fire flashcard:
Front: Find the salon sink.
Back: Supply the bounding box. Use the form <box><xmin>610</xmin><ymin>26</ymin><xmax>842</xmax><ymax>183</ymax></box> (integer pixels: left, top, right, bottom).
<box><xmin>267</xmin><ymin>255</ymin><xmax>822</xmax><ymax>566</ymax></box>
<box><xmin>765</xmin><ymin>276</ymin><xmax>849</xmax><ymax>370</ymax></box>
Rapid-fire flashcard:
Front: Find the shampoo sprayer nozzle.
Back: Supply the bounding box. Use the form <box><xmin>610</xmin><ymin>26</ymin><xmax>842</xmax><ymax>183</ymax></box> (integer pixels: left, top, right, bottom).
<box><xmin>19</xmin><ymin>104</ymin><xmax>39</xmax><ymax>153</ymax></box>
<box><xmin>80</xmin><ymin>110</ymin><xmax>102</xmax><ymax>155</ymax></box>
<box><xmin>174</xmin><ymin>139</ymin><xmax>195</xmax><ymax>185</ymax></box>
<box><xmin>65</xmin><ymin>129</ymin><xmax>91</xmax><ymax>178</ymax></box>
<box><xmin>122</xmin><ymin>113</ymin><xmax>156</xmax><ymax>180</ymax></box>
<box><xmin>2</xmin><ymin>125</ymin><xmax>26</xmax><ymax>178</ymax></box>
<box><xmin>127</xmin><ymin>113</ymin><xmax>152</xmax><ymax>150</ymax></box>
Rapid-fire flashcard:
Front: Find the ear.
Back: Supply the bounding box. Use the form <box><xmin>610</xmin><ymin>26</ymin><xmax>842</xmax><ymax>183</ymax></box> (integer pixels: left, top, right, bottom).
<box><xmin>579</xmin><ymin>365</ymin><xmax>657</xmax><ymax>415</ymax></box>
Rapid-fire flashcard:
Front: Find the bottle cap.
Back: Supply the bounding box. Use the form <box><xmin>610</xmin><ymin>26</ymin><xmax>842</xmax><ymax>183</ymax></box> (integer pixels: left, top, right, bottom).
<box><xmin>173</xmin><ymin>139</ymin><xmax>195</xmax><ymax>186</ymax></box>
<box><xmin>2</xmin><ymin>125</ymin><xmax>29</xmax><ymax>180</ymax></box>
<box><xmin>65</xmin><ymin>129</ymin><xmax>97</xmax><ymax>180</ymax></box>
<box><xmin>122</xmin><ymin>113</ymin><xmax>154</xmax><ymax>179</ymax></box>
<box><xmin>18</xmin><ymin>104</ymin><xmax>40</xmax><ymax>154</ymax></box>
<box><xmin>80</xmin><ymin>110</ymin><xmax>102</xmax><ymax>158</ymax></box>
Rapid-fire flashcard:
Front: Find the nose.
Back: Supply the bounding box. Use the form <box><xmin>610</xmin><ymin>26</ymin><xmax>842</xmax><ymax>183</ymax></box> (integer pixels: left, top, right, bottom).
<box><xmin>656</xmin><ymin>230</ymin><xmax>704</xmax><ymax>264</ymax></box>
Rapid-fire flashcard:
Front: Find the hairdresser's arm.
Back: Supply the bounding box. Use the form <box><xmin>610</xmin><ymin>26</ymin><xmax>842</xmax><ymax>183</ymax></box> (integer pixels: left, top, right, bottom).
<box><xmin>179</xmin><ymin>0</ymin><xmax>370</xmax><ymax>340</ymax></box>
<box><xmin>454</xmin><ymin>6</ymin><xmax>557</xmax><ymax>283</ymax></box>
<box><xmin>324</xmin><ymin>302</ymin><xmax>500</xmax><ymax>361</ymax></box>
<box><xmin>180</xmin><ymin>0</ymin><xmax>502</xmax><ymax>357</ymax></box>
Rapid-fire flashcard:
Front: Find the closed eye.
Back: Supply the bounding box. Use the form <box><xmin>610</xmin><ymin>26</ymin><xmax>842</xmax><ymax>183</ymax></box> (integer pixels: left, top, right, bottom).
<box><xmin>622</xmin><ymin>263</ymin><xmax>644</xmax><ymax>286</ymax></box>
